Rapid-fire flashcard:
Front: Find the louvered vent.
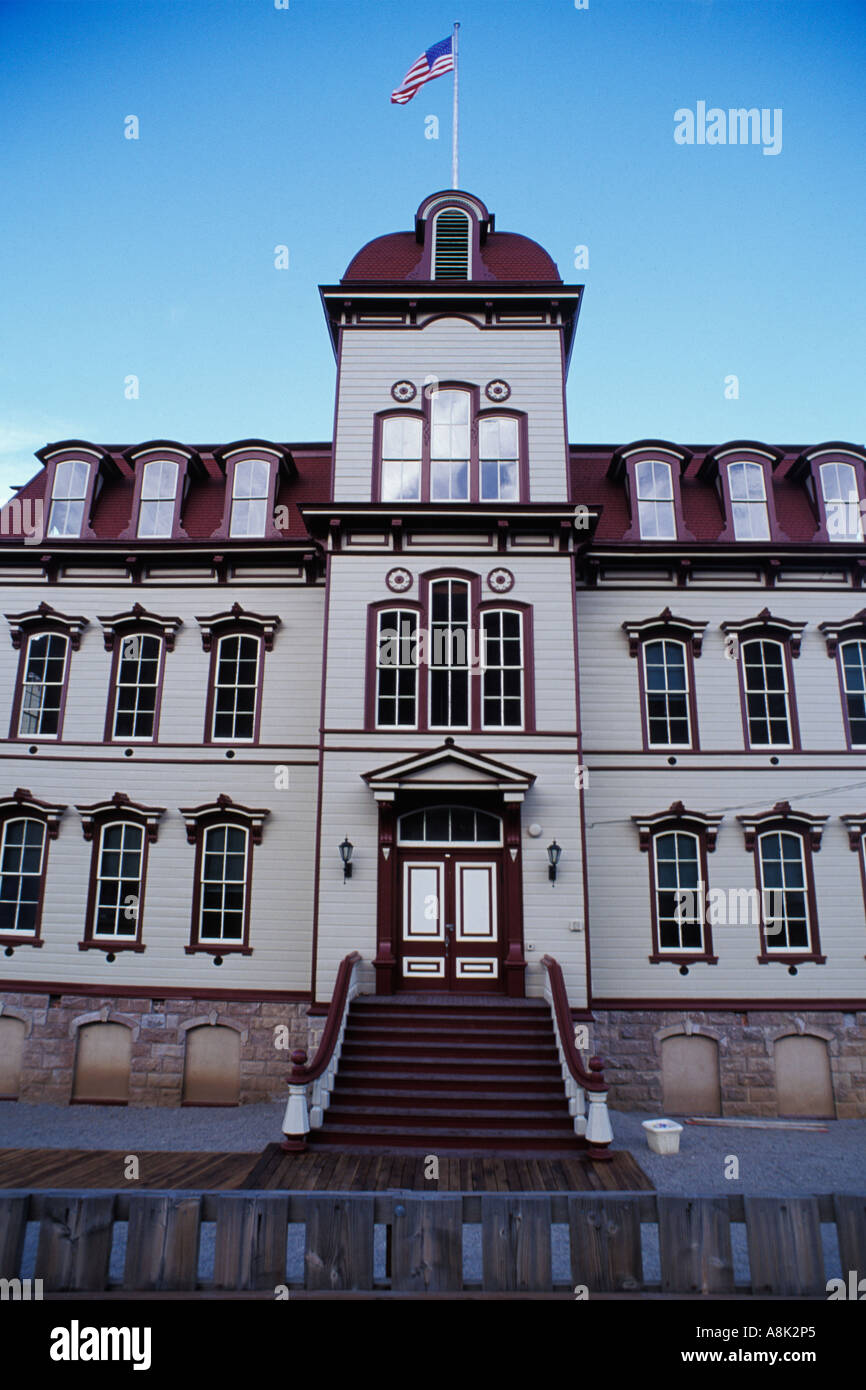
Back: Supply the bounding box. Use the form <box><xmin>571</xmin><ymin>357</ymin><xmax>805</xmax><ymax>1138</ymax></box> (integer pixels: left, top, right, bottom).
<box><xmin>433</xmin><ymin>210</ymin><xmax>471</xmax><ymax>279</ymax></box>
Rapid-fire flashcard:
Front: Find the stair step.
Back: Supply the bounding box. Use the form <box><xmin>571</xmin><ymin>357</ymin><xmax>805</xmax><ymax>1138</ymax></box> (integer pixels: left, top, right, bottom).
<box><xmin>340</xmin><ymin>1040</ymin><xmax>558</xmax><ymax>1058</ymax></box>
<box><xmin>309</xmin><ymin>1124</ymin><xmax>584</xmax><ymax>1151</ymax></box>
<box><xmin>328</xmin><ymin>1088</ymin><xmax>565</xmax><ymax>1109</ymax></box>
<box><xmin>322</xmin><ymin>1106</ymin><xmax>573</xmax><ymax>1129</ymax></box>
<box><xmin>338</xmin><ymin>1059</ymin><xmax>562</xmax><ymax>1079</ymax></box>
<box><xmin>334</xmin><ymin>1070</ymin><xmax>565</xmax><ymax>1093</ymax></box>
<box><xmin>344</xmin><ymin>1023</ymin><xmax>553</xmax><ymax>1043</ymax></box>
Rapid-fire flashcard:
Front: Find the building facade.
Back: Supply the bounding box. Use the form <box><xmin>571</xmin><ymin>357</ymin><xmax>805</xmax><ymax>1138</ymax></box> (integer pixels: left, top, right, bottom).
<box><xmin>0</xmin><ymin>189</ymin><xmax>864</xmax><ymax>1119</ymax></box>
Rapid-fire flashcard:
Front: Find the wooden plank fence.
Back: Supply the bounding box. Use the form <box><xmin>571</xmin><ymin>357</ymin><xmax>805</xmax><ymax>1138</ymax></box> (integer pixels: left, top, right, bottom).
<box><xmin>0</xmin><ymin>1190</ymin><xmax>863</xmax><ymax>1297</ymax></box>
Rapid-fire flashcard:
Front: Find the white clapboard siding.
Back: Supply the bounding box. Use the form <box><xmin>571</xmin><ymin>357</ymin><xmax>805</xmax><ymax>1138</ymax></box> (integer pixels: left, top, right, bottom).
<box><xmin>324</xmin><ymin>555</ymin><xmax>578</xmax><ymax>731</ymax></box>
<box><xmin>577</xmin><ymin>587</ymin><xmax>857</xmax><ymax>754</ymax></box>
<box><xmin>333</xmin><ymin>317</ymin><xmax>570</xmax><ymax>501</ymax></box>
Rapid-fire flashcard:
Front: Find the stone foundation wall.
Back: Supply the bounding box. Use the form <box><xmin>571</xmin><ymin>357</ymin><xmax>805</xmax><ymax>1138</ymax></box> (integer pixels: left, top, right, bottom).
<box><xmin>590</xmin><ymin>1008</ymin><xmax>866</xmax><ymax>1118</ymax></box>
<box><xmin>0</xmin><ymin>992</ymin><xmax>314</xmax><ymax>1106</ymax></box>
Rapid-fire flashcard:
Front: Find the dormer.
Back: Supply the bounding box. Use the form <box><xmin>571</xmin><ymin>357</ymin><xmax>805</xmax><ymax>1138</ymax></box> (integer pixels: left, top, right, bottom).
<box><xmin>408</xmin><ymin>191</ymin><xmax>495</xmax><ymax>281</ymax></box>
<box><xmin>788</xmin><ymin>443</ymin><xmax>866</xmax><ymax>543</ymax></box>
<box><xmin>36</xmin><ymin>441</ymin><xmax>131</xmax><ymax>541</ymax></box>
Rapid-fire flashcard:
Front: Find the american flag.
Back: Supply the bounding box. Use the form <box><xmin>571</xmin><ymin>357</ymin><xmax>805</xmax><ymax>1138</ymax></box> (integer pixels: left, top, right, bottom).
<box><xmin>391</xmin><ymin>36</ymin><xmax>454</xmax><ymax>105</ymax></box>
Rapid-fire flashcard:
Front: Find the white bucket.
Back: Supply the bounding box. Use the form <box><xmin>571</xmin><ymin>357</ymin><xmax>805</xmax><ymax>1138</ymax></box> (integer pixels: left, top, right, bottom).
<box><xmin>642</xmin><ymin>1118</ymin><xmax>684</xmax><ymax>1155</ymax></box>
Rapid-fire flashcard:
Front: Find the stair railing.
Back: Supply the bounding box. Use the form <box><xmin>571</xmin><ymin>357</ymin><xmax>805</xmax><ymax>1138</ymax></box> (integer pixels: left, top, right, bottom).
<box><xmin>280</xmin><ymin>951</ymin><xmax>362</xmax><ymax>1151</ymax></box>
<box><xmin>541</xmin><ymin>954</ymin><xmax>613</xmax><ymax>1160</ymax></box>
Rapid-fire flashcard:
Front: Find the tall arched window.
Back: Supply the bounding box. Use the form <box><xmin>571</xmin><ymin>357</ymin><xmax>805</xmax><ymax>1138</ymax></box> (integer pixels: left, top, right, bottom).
<box><xmin>429</xmin><ymin>578</ymin><xmax>471</xmax><ymax>727</ymax></box>
<box><xmin>433</xmin><ymin>208</ymin><xmax>471</xmax><ymax>278</ymax></box>
<box><xmin>741</xmin><ymin>638</ymin><xmax>793</xmax><ymax>747</ymax></box>
<box><xmin>376</xmin><ymin>608</ymin><xmax>418</xmax><ymax>727</ymax></box>
<box><xmin>199</xmin><ymin>824</ymin><xmax>249</xmax><ymax>943</ymax></box>
<box><xmin>839</xmin><ymin>639</ymin><xmax>866</xmax><ymax>746</ymax></box>
<box><xmin>642</xmin><ymin>638</ymin><xmax>691</xmax><ymax>746</ymax></box>
<box><xmin>430</xmin><ymin>390</ymin><xmax>471</xmax><ymax>501</ymax></box>
<box><xmin>91</xmin><ymin>821</ymin><xmax>145</xmax><ymax>940</ymax></box>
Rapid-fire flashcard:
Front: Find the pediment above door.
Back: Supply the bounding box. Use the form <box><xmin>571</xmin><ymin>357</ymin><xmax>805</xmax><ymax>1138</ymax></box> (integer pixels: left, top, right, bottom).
<box><xmin>362</xmin><ymin>739</ymin><xmax>536</xmax><ymax>803</ymax></box>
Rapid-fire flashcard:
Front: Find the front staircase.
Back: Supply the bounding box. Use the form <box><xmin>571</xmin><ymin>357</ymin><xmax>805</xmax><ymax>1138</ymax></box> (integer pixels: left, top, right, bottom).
<box><xmin>304</xmin><ymin>994</ymin><xmax>589</xmax><ymax>1155</ymax></box>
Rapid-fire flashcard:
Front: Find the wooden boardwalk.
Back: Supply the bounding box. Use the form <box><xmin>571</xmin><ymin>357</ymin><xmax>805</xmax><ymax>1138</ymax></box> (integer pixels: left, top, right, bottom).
<box><xmin>0</xmin><ymin>1144</ymin><xmax>651</xmax><ymax>1192</ymax></box>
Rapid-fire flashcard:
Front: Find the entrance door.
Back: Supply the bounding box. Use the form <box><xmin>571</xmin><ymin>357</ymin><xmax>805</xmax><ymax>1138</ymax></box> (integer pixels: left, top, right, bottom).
<box><xmin>400</xmin><ymin>852</ymin><xmax>503</xmax><ymax>991</ymax></box>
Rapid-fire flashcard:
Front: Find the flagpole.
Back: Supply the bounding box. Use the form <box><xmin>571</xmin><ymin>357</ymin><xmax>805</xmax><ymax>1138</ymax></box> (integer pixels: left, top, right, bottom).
<box><xmin>451</xmin><ymin>22</ymin><xmax>460</xmax><ymax>188</ymax></box>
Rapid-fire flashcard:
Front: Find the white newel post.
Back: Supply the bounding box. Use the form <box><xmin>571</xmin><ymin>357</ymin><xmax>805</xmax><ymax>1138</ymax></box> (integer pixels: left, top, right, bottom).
<box><xmin>585</xmin><ymin>1085</ymin><xmax>613</xmax><ymax>1150</ymax></box>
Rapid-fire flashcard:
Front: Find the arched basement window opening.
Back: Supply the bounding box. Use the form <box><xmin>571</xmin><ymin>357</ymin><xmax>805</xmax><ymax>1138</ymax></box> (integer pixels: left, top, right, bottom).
<box><xmin>433</xmin><ymin>209</ymin><xmax>471</xmax><ymax>279</ymax></box>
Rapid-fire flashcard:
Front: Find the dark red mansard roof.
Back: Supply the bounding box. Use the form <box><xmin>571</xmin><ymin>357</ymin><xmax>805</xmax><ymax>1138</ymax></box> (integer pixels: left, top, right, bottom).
<box><xmin>342</xmin><ymin>230</ymin><xmax>561</xmax><ymax>283</ymax></box>
<box><xmin>0</xmin><ymin>440</ymin><xmax>858</xmax><ymax>547</ymax></box>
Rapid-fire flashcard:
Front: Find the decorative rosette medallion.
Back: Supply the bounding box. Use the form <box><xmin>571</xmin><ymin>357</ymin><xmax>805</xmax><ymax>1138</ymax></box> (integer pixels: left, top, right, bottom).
<box><xmin>386</xmin><ymin>567</ymin><xmax>413</xmax><ymax>594</ymax></box>
<box><xmin>485</xmin><ymin>379</ymin><xmax>511</xmax><ymax>403</ymax></box>
<box><xmin>486</xmin><ymin>567</ymin><xmax>515</xmax><ymax>594</ymax></box>
<box><xmin>390</xmin><ymin>380</ymin><xmax>417</xmax><ymax>403</ymax></box>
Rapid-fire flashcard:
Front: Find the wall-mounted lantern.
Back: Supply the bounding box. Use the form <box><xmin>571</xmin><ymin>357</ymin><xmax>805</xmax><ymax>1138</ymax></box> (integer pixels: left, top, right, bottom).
<box><xmin>547</xmin><ymin>840</ymin><xmax>562</xmax><ymax>883</ymax></box>
<box><xmin>339</xmin><ymin>836</ymin><xmax>354</xmax><ymax>880</ymax></box>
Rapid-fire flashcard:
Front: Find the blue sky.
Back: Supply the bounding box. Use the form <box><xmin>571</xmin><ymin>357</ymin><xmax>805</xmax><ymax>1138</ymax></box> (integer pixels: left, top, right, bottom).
<box><xmin>1</xmin><ymin>0</ymin><xmax>864</xmax><ymax>499</ymax></box>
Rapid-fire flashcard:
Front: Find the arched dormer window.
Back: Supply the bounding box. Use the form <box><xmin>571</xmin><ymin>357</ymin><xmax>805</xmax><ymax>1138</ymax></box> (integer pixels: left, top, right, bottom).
<box><xmin>789</xmin><ymin>444</ymin><xmax>866</xmax><ymax>543</ymax></box>
<box><xmin>433</xmin><ymin>208</ymin><xmax>471</xmax><ymax>278</ymax></box>
<box><xmin>37</xmin><ymin>441</ymin><xmax>127</xmax><ymax>542</ymax></box>
<box><xmin>697</xmin><ymin>444</ymin><xmax>785</xmax><ymax>543</ymax></box>
<box><xmin>119</xmin><ymin>442</ymin><xmax>205</xmax><ymax>543</ymax></box>
<box><xmin>608</xmin><ymin>442</ymin><xmax>694</xmax><ymax>542</ymax></box>
<box><xmin>212</xmin><ymin>442</ymin><xmax>297</xmax><ymax>541</ymax></box>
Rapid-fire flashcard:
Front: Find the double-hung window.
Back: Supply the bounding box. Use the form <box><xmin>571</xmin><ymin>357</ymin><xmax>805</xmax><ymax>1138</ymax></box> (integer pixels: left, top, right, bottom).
<box><xmin>47</xmin><ymin>459</ymin><xmax>89</xmax><ymax>538</ymax></box>
<box><xmin>479</xmin><ymin>418</ymin><xmax>520</xmax><ymax>501</ymax></box>
<box><xmin>741</xmin><ymin>639</ymin><xmax>792</xmax><ymax>747</ymax></box>
<box><xmin>18</xmin><ymin>633</ymin><xmax>69</xmax><ymax>738</ymax></box>
<box><xmin>111</xmin><ymin>633</ymin><xmax>162</xmax><ymax>740</ymax></box>
<box><xmin>92</xmin><ymin>822</ymin><xmax>145</xmax><ymax>940</ymax></box>
<box><xmin>0</xmin><ymin>818</ymin><xmax>46</xmax><ymax>936</ymax></box>
<box><xmin>635</xmin><ymin>460</ymin><xmax>676</xmax><ymax>539</ymax></box>
<box><xmin>212</xmin><ymin>634</ymin><xmax>261</xmax><ymax>741</ymax></box>
<box><xmin>137</xmin><ymin>460</ymin><xmax>179</xmax><ymax>538</ymax></box>
<box><xmin>381</xmin><ymin>418</ymin><xmax>422</xmax><ymax>502</ymax></box>
<box><xmin>728</xmin><ymin>461</ymin><xmax>771</xmax><ymax>540</ymax></box>
<box><xmin>376</xmin><ymin>608</ymin><xmax>418</xmax><ymax>727</ymax></box>
<box><xmin>643</xmin><ymin>639</ymin><xmax>691</xmax><ymax>746</ymax></box>
<box><xmin>821</xmin><ymin>462</ymin><xmax>862</xmax><ymax>541</ymax></box>
<box><xmin>229</xmin><ymin>459</ymin><xmax>270</xmax><ymax>537</ymax></box>
<box><xmin>199</xmin><ymin>824</ymin><xmax>249</xmax><ymax>944</ymax></box>
<box><xmin>481</xmin><ymin>610</ymin><xmax>523</xmax><ymax>728</ymax></box>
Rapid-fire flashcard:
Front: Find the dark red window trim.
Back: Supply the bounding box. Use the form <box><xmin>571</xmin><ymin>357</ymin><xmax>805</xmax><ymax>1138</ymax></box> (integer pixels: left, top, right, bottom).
<box><xmin>721</xmin><ymin>614</ymin><xmax>804</xmax><ymax>752</ymax></box>
<box><xmin>101</xmin><ymin>616</ymin><xmax>175</xmax><ymax>745</ymax></box>
<box><xmin>789</xmin><ymin>444</ymin><xmax>866</xmax><ymax>543</ymax></box>
<box><xmin>834</xmin><ymin>634</ymin><xmax>866</xmax><ymax>751</ymax></box>
<box><xmin>197</xmin><ymin>605</ymin><xmax>279</xmax><ymax>747</ymax></box>
<box><xmin>182</xmin><ymin>803</ymin><xmax>267</xmax><ymax>957</ymax></box>
<box><xmin>365</xmin><ymin>599</ymin><xmax>423</xmax><ymax>732</ymax></box>
<box><xmin>36</xmin><ymin>442</ymin><xmax>131</xmax><ymax>542</ymax></box>
<box><xmin>608</xmin><ymin>442</ymin><xmax>695</xmax><ymax>543</ymax></box>
<box><xmin>8</xmin><ymin>624</ymin><xmax>74</xmax><ymax>744</ymax></box>
<box><xmin>0</xmin><ymin>789</ymin><xmax>64</xmax><ymax>949</ymax></box>
<box><xmin>371</xmin><ymin>384</ymin><xmax>530</xmax><ymax>503</ymax></box>
<box><xmin>697</xmin><ymin>444</ymin><xmax>787</xmax><ymax>542</ymax></box>
<box><xmin>624</xmin><ymin>613</ymin><xmax>705</xmax><ymax>752</ymax></box>
<box><xmin>365</xmin><ymin>574</ymin><xmax>537</xmax><ymax>734</ymax></box>
<box><xmin>77</xmin><ymin>793</ymin><xmax>163</xmax><ymax>953</ymax></box>
<box><xmin>212</xmin><ymin>442</ymin><xmax>296</xmax><ymax>541</ymax></box>
<box><xmin>737</xmin><ymin>805</ymin><xmax>826</xmax><ymax>964</ymax></box>
<box><xmin>634</xmin><ymin>804</ymin><xmax>720</xmax><ymax>964</ymax></box>
<box><xmin>118</xmin><ymin>442</ymin><xmax>206</xmax><ymax>542</ymax></box>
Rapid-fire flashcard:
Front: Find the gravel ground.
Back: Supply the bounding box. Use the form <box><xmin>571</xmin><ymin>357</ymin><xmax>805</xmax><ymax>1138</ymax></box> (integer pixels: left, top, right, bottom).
<box><xmin>2</xmin><ymin>1100</ymin><xmax>865</xmax><ymax>1195</ymax></box>
<box><xmin>7</xmin><ymin>1102</ymin><xmax>864</xmax><ymax>1288</ymax></box>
